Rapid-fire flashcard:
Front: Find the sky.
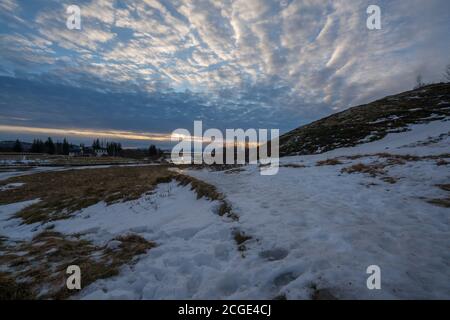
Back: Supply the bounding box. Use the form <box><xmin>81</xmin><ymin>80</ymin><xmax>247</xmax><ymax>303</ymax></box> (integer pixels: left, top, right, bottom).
<box><xmin>0</xmin><ymin>0</ymin><xmax>449</xmax><ymax>147</ymax></box>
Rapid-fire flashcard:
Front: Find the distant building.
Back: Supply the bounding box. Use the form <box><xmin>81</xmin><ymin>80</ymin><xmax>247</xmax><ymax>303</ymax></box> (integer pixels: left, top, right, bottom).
<box><xmin>94</xmin><ymin>148</ymin><xmax>108</xmax><ymax>157</ymax></box>
<box><xmin>68</xmin><ymin>145</ymin><xmax>82</xmax><ymax>157</ymax></box>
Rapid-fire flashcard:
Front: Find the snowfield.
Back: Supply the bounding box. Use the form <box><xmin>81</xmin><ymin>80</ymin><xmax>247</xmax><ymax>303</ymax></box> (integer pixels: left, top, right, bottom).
<box><xmin>0</xmin><ymin>119</ymin><xmax>449</xmax><ymax>299</ymax></box>
<box><xmin>187</xmin><ymin>159</ymin><xmax>449</xmax><ymax>299</ymax></box>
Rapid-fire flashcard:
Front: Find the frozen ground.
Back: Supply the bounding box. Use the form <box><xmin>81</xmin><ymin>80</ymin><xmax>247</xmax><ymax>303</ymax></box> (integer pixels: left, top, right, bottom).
<box><xmin>0</xmin><ymin>119</ymin><xmax>449</xmax><ymax>299</ymax></box>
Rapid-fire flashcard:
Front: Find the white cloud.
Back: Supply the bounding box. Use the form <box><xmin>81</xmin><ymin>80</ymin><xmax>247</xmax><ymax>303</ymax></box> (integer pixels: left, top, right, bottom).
<box><xmin>1</xmin><ymin>0</ymin><xmax>449</xmax><ymax>127</ymax></box>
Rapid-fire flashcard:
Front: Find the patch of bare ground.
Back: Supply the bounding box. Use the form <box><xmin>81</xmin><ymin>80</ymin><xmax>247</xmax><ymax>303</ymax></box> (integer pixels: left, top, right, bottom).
<box><xmin>341</xmin><ymin>163</ymin><xmax>399</xmax><ymax>183</ymax></box>
<box><xmin>326</xmin><ymin>152</ymin><xmax>449</xmax><ymax>163</ymax></box>
<box><xmin>341</xmin><ymin>163</ymin><xmax>386</xmax><ymax>177</ymax></box>
<box><xmin>0</xmin><ymin>272</ymin><xmax>35</xmax><ymax>299</ymax></box>
<box><xmin>339</xmin><ymin>153</ymin><xmax>450</xmax><ymax>184</ymax></box>
<box><xmin>233</xmin><ymin>229</ymin><xmax>253</xmax><ymax>256</ymax></box>
<box><xmin>181</xmin><ymin>163</ymin><xmax>243</xmax><ymax>172</ymax></box>
<box><xmin>436</xmin><ymin>184</ymin><xmax>450</xmax><ymax>192</ymax></box>
<box><xmin>224</xmin><ymin>168</ymin><xmax>246</xmax><ymax>174</ymax></box>
<box><xmin>305</xmin><ymin>283</ymin><xmax>338</xmax><ymax>300</ymax></box>
<box><xmin>427</xmin><ymin>184</ymin><xmax>450</xmax><ymax>208</ymax></box>
<box><xmin>316</xmin><ymin>158</ymin><xmax>343</xmax><ymax>166</ymax></box>
<box><xmin>280</xmin><ymin>163</ymin><xmax>306</xmax><ymax>168</ymax></box>
<box><xmin>400</xmin><ymin>132</ymin><xmax>450</xmax><ymax>148</ymax></box>
<box><xmin>375</xmin><ymin>152</ymin><xmax>450</xmax><ymax>163</ymax></box>
<box><xmin>0</xmin><ymin>231</ymin><xmax>155</xmax><ymax>299</ymax></box>
<box><xmin>436</xmin><ymin>159</ymin><xmax>449</xmax><ymax>166</ymax></box>
<box><xmin>272</xmin><ymin>293</ymin><xmax>287</xmax><ymax>300</ymax></box>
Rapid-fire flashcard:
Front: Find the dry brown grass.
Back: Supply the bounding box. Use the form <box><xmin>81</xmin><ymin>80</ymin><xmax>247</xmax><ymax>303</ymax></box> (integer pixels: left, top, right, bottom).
<box><xmin>281</xmin><ymin>163</ymin><xmax>306</xmax><ymax>168</ymax></box>
<box><xmin>224</xmin><ymin>168</ymin><xmax>246</xmax><ymax>174</ymax></box>
<box><xmin>341</xmin><ymin>162</ymin><xmax>400</xmax><ymax>183</ymax></box>
<box><xmin>427</xmin><ymin>184</ymin><xmax>450</xmax><ymax>208</ymax></box>
<box><xmin>375</xmin><ymin>153</ymin><xmax>420</xmax><ymax>162</ymax></box>
<box><xmin>428</xmin><ymin>198</ymin><xmax>450</xmax><ymax>208</ymax></box>
<box><xmin>0</xmin><ymin>272</ymin><xmax>35</xmax><ymax>300</ymax></box>
<box><xmin>310</xmin><ymin>286</ymin><xmax>337</xmax><ymax>300</ymax></box>
<box><xmin>380</xmin><ymin>176</ymin><xmax>398</xmax><ymax>184</ymax></box>
<box><xmin>336</xmin><ymin>152</ymin><xmax>449</xmax><ymax>163</ymax></box>
<box><xmin>341</xmin><ymin>163</ymin><xmax>386</xmax><ymax>177</ymax></box>
<box><xmin>174</xmin><ymin>174</ymin><xmax>238</xmax><ymax>221</ymax></box>
<box><xmin>436</xmin><ymin>184</ymin><xmax>450</xmax><ymax>192</ymax></box>
<box><xmin>175</xmin><ymin>174</ymin><xmax>223</xmax><ymax>200</ymax></box>
<box><xmin>0</xmin><ymin>231</ymin><xmax>155</xmax><ymax>299</ymax></box>
<box><xmin>316</xmin><ymin>158</ymin><xmax>343</xmax><ymax>166</ymax></box>
<box><xmin>340</xmin><ymin>153</ymin><xmax>450</xmax><ymax>184</ymax></box>
<box><xmin>233</xmin><ymin>230</ymin><xmax>252</xmax><ymax>253</ymax></box>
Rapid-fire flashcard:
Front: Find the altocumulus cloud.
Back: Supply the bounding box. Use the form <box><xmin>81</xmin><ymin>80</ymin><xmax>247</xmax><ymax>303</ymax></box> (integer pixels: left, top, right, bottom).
<box><xmin>0</xmin><ymin>0</ymin><xmax>449</xmax><ymax>142</ymax></box>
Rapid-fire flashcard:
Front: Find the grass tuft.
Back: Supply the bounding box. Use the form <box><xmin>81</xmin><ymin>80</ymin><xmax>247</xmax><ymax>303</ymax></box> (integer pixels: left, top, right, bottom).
<box><xmin>316</xmin><ymin>158</ymin><xmax>343</xmax><ymax>166</ymax></box>
<box><xmin>233</xmin><ymin>230</ymin><xmax>252</xmax><ymax>252</ymax></box>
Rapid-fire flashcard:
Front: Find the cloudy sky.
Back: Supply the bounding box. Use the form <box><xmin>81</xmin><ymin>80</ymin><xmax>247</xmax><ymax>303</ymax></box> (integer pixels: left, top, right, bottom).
<box><xmin>0</xmin><ymin>0</ymin><xmax>449</xmax><ymax>146</ymax></box>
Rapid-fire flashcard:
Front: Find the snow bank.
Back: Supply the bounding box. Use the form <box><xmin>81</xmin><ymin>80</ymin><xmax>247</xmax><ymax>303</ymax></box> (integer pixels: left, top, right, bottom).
<box><xmin>0</xmin><ymin>199</ymin><xmax>42</xmax><ymax>241</ymax></box>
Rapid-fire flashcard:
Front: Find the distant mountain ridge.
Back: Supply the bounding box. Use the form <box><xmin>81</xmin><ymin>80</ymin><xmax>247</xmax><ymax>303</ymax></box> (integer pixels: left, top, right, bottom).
<box><xmin>280</xmin><ymin>83</ymin><xmax>450</xmax><ymax>156</ymax></box>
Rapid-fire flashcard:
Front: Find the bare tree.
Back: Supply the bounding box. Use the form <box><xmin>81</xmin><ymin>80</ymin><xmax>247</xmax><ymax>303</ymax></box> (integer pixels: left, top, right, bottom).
<box><xmin>414</xmin><ymin>74</ymin><xmax>425</xmax><ymax>89</ymax></box>
<box><xmin>443</xmin><ymin>64</ymin><xmax>450</xmax><ymax>82</ymax></box>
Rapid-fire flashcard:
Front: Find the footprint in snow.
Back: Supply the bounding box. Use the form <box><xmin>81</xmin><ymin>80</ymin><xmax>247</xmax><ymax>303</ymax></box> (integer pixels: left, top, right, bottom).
<box><xmin>259</xmin><ymin>248</ymin><xmax>289</xmax><ymax>261</ymax></box>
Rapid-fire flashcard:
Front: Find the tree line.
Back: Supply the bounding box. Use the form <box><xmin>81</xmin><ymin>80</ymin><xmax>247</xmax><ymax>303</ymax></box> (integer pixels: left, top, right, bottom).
<box><xmin>28</xmin><ymin>138</ymin><xmax>71</xmax><ymax>154</ymax></box>
<box><xmin>8</xmin><ymin>137</ymin><xmax>164</xmax><ymax>158</ymax></box>
<box><xmin>91</xmin><ymin>139</ymin><xmax>122</xmax><ymax>156</ymax></box>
